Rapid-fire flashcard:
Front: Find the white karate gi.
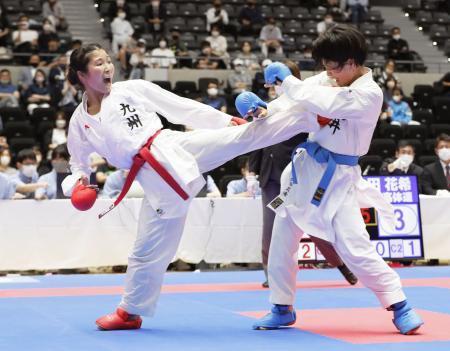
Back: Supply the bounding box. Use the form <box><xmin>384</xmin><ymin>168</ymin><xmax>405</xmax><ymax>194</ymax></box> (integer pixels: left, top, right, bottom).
<box><xmin>62</xmin><ymin>79</ymin><xmax>319</xmax><ymax>316</ymax></box>
<box><xmin>266</xmin><ymin>70</ymin><xmax>406</xmax><ymax>309</ymax></box>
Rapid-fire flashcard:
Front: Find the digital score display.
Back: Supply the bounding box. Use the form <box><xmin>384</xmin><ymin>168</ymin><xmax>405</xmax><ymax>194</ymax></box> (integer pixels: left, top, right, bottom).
<box><xmin>299</xmin><ymin>175</ymin><xmax>424</xmax><ymax>262</ymax></box>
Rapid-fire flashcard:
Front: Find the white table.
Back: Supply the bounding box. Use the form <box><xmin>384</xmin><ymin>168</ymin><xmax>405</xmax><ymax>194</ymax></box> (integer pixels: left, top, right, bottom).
<box><xmin>0</xmin><ymin>196</ymin><xmax>448</xmax><ymax>270</ymax></box>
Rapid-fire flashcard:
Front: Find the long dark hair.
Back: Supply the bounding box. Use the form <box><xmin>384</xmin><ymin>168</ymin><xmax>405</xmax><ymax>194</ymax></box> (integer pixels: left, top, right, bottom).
<box><xmin>67</xmin><ymin>43</ymin><xmax>104</xmax><ymax>89</ymax></box>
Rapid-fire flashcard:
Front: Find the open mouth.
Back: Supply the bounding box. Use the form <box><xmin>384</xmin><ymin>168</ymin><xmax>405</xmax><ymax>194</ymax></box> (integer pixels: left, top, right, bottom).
<box><xmin>103</xmin><ymin>77</ymin><xmax>112</xmax><ymax>84</ymax></box>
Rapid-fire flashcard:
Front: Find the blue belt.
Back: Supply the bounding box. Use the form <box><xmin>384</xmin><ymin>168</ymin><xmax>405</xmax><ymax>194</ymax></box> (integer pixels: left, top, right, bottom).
<box><xmin>291</xmin><ymin>141</ymin><xmax>359</xmax><ymax>206</ymax></box>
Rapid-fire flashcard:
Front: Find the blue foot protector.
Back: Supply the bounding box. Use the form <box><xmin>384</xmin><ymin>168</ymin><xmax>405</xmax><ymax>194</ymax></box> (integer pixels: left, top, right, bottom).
<box><xmin>253</xmin><ymin>305</ymin><xmax>296</xmax><ymax>330</ymax></box>
<box><xmin>391</xmin><ymin>300</ymin><xmax>424</xmax><ymax>335</ymax></box>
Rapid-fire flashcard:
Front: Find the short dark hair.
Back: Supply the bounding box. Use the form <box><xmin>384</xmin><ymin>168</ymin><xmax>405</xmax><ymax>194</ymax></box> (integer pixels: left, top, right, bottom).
<box><xmin>312</xmin><ymin>24</ymin><xmax>367</xmax><ymax>67</ymax></box>
<box><xmin>16</xmin><ymin>149</ymin><xmax>36</xmax><ymax>163</ymax></box>
<box><xmin>237</xmin><ymin>156</ymin><xmax>249</xmax><ymax>170</ymax></box>
<box><xmin>435</xmin><ymin>133</ymin><xmax>450</xmax><ymax>148</ymax></box>
<box><xmin>52</xmin><ymin>144</ymin><xmax>70</xmax><ymax>161</ymax></box>
<box><xmin>397</xmin><ymin>140</ymin><xmax>414</xmax><ymax>152</ymax></box>
<box><xmin>0</xmin><ymin>68</ymin><xmax>10</xmax><ymax>75</ymax></box>
<box><xmin>67</xmin><ymin>43</ymin><xmax>104</xmax><ymax>88</ymax></box>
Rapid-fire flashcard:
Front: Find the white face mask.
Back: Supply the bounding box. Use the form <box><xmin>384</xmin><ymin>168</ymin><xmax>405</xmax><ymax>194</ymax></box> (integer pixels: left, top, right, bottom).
<box><xmin>207</xmin><ymin>88</ymin><xmax>218</xmax><ymax>96</ymax></box>
<box><xmin>387</xmin><ymin>81</ymin><xmax>395</xmax><ymax>89</ymax></box>
<box><xmin>325</xmin><ymin>18</ymin><xmax>333</xmax><ymax>24</ymax></box>
<box><xmin>22</xmin><ymin>164</ymin><xmax>37</xmax><ymax>178</ymax></box>
<box><xmin>393</xmin><ymin>34</ymin><xmax>401</xmax><ymax>40</ymax></box>
<box><xmin>274</xmin><ymin>85</ymin><xmax>283</xmax><ymax>97</ymax></box>
<box><xmin>0</xmin><ymin>155</ymin><xmax>10</xmax><ymax>166</ymax></box>
<box><xmin>56</xmin><ymin>119</ymin><xmax>66</xmax><ymax>129</ymax></box>
<box><xmin>43</xmin><ymin>24</ymin><xmax>53</xmax><ymax>32</ymax></box>
<box><xmin>118</xmin><ymin>12</ymin><xmax>126</xmax><ymax>19</ymax></box>
<box><xmin>398</xmin><ymin>154</ymin><xmax>413</xmax><ymax>168</ymax></box>
<box><xmin>211</xmin><ymin>31</ymin><xmax>220</xmax><ymax>37</ymax></box>
<box><xmin>139</xmin><ymin>47</ymin><xmax>146</xmax><ymax>54</ymax></box>
<box><xmin>35</xmin><ymin>76</ymin><xmax>45</xmax><ymax>83</ymax></box>
<box><xmin>159</xmin><ymin>41</ymin><xmax>167</xmax><ymax>48</ymax></box>
<box><xmin>392</xmin><ymin>95</ymin><xmax>401</xmax><ymax>103</ymax></box>
<box><xmin>438</xmin><ymin>147</ymin><xmax>450</xmax><ymax>162</ymax></box>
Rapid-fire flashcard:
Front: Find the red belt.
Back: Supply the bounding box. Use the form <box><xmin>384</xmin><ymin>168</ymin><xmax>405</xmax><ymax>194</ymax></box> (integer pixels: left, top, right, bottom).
<box><xmin>98</xmin><ymin>130</ymin><xmax>189</xmax><ymax>219</ymax></box>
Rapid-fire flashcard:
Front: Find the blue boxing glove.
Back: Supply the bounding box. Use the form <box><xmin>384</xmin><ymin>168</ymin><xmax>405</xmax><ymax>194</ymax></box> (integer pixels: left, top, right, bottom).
<box><xmin>264</xmin><ymin>62</ymin><xmax>292</xmax><ymax>85</ymax></box>
<box><xmin>235</xmin><ymin>91</ymin><xmax>267</xmax><ymax>119</ymax></box>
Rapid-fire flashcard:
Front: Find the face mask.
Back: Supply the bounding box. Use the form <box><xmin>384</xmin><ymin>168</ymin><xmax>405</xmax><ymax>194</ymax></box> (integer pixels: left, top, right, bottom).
<box><xmin>118</xmin><ymin>13</ymin><xmax>126</xmax><ymax>19</ymax></box>
<box><xmin>0</xmin><ymin>155</ymin><xmax>10</xmax><ymax>166</ymax></box>
<box><xmin>392</xmin><ymin>95</ymin><xmax>401</xmax><ymax>103</ymax></box>
<box><xmin>52</xmin><ymin>160</ymin><xmax>69</xmax><ymax>173</ymax></box>
<box><xmin>151</xmin><ymin>1</ymin><xmax>159</xmax><ymax>5</ymax></box>
<box><xmin>22</xmin><ymin>164</ymin><xmax>37</xmax><ymax>178</ymax></box>
<box><xmin>207</xmin><ymin>88</ymin><xmax>218</xmax><ymax>96</ymax></box>
<box><xmin>304</xmin><ymin>52</ymin><xmax>312</xmax><ymax>58</ymax></box>
<box><xmin>267</xmin><ymin>24</ymin><xmax>274</xmax><ymax>30</ymax></box>
<box><xmin>398</xmin><ymin>154</ymin><xmax>413</xmax><ymax>168</ymax></box>
<box><xmin>0</xmin><ymin>79</ymin><xmax>9</xmax><ymax>85</ymax></box>
<box><xmin>211</xmin><ymin>31</ymin><xmax>220</xmax><ymax>37</ymax></box>
<box><xmin>139</xmin><ymin>47</ymin><xmax>146</xmax><ymax>54</ymax></box>
<box><xmin>43</xmin><ymin>24</ymin><xmax>53</xmax><ymax>32</ymax></box>
<box><xmin>172</xmin><ymin>35</ymin><xmax>179</xmax><ymax>40</ymax></box>
<box><xmin>438</xmin><ymin>147</ymin><xmax>450</xmax><ymax>162</ymax></box>
<box><xmin>235</xmin><ymin>66</ymin><xmax>244</xmax><ymax>73</ymax></box>
<box><xmin>274</xmin><ymin>85</ymin><xmax>283</xmax><ymax>97</ymax></box>
<box><xmin>35</xmin><ymin>77</ymin><xmax>45</xmax><ymax>83</ymax></box>
<box><xmin>56</xmin><ymin>119</ymin><xmax>66</xmax><ymax>129</ymax></box>
<box><xmin>385</xmin><ymin>68</ymin><xmax>393</xmax><ymax>75</ymax></box>
<box><xmin>387</xmin><ymin>81</ymin><xmax>395</xmax><ymax>89</ymax></box>
<box><xmin>20</xmin><ymin>22</ymin><xmax>29</xmax><ymax>30</ymax></box>
<box><xmin>30</xmin><ymin>62</ymin><xmax>39</xmax><ymax>68</ymax></box>
<box><xmin>117</xmin><ymin>0</ymin><xmax>125</xmax><ymax>6</ymax></box>
<box><xmin>159</xmin><ymin>41</ymin><xmax>167</xmax><ymax>48</ymax></box>
<box><xmin>393</xmin><ymin>34</ymin><xmax>401</xmax><ymax>40</ymax></box>
<box><xmin>325</xmin><ymin>18</ymin><xmax>333</xmax><ymax>24</ymax></box>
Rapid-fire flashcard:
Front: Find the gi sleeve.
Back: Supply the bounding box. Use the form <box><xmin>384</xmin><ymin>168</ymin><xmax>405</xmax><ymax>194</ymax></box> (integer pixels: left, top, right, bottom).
<box><xmin>281</xmin><ymin>75</ymin><xmax>382</xmax><ymax>120</ymax></box>
<box><xmin>62</xmin><ymin>117</ymin><xmax>93</xmax><ymax>196</ymax></box>
<box><xmin>133</xmin><ymin>79</ymin><xmax>232</xmax><ymax>129</ymax></box>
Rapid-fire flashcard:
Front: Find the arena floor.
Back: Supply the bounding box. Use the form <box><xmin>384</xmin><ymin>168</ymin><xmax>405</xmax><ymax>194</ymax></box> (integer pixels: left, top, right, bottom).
<box><xmin>1</xmin><ymin>266</ymin><xmax>449</xmax><ymax>351</ymax></box>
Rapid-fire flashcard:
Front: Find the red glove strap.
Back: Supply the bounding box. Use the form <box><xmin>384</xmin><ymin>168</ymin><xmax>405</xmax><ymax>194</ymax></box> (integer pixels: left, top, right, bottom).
<box><xmin>231</xmin><ymin>116</ymin><xmax>248</xmax><ymax>125</ymax></box>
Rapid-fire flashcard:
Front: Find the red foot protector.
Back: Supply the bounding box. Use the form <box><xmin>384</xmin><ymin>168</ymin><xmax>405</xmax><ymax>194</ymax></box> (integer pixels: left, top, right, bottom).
<box><xmin>231</xmin><ymin>116</ymin><xmax>248</xmax><ymax>125</ymax></box>
<box><xmin>71</xmin><ymin>182</ymin><xmax>97</xmax><ymax>211</ymax></box>
<box><xmin>317</xmin><ymin>115</ymin><xmax>332</xmax><ymax>126</ymax></box>
<box><xmin>96</xmin><ymin>308</ymin><xmax>142</xmax><ymax>331</ymax></box>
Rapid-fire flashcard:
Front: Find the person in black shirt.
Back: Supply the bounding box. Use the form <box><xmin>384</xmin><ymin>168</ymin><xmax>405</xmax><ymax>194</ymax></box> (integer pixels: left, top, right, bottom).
<box><xmin>387</xmin><ymin>27</ymin><xmax>412</xmax><ymax>61</ymax></box>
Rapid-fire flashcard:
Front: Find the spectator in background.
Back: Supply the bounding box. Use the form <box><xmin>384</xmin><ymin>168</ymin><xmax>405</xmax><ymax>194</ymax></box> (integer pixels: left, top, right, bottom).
<box><xmin>24</xmin><ymin>69</ymin><xmax>51</xmax><ymax>115</ymax></box>
<box><xmin>108</xmin><ymin>0</ymin><xmax>131</xmax><ymax>21</ymax></box>
<box><xmin>38</xmin><ymin>18</ymin><xmax>59</xmax><ymax>52</ymax></box>
<box><xmin>44</xmin><ymin>110</ymin><xmax>68</xmax><ymax>156</ymax></box>
<box><xmin>195</xmin><ymin>172</ymin><xmax>221</xmax><ymax>198</ymax></box>
<box><xmin>11</xmin><ymin>149</ymin><xmax>47</xmax><ymax>199</ymax></box>
<box><xmin>35</xmin><ymin>144</ymin><xmax>70</xmax><ymax>200</ymax></box>
<box><xmin>376</xmin><ymin>59</ymin><xmax>401</xmax><ymax>88</ymax></box>
<box><xmin>434</xmin><ymin>71</ymin><xmax>450</xmax><ymax>97</ymax></box>
<box><xmin>110</xmin><ymin>9</ymin><xmax>134</xmax><ymax>55</ymax></box>
<box><xmin>32</xmin><ymin>145</ymin><xmax>50</xmax><ymax>176</ymax></box>
<box><xmin>150</xmin><ymin>37</ymin><xmax>176</xmax><ymax>68</ymax></box>
<box><xmin>238</xmin><ymin>0</ymin><xmax>263</xmax><ymax>36</ymax></box>
<box><xmin>0</xmin><ymin>3</ymin><xmax>10</xmax><ymax>48</ymax></box>
<box><xmin>206</xmin><ymin>25</ymin><xmax>228</xmax><ymax>58</ymax></box>
<box><xmin>252</xmin><ymin>58</ymin><xmax>272</xmax><ymax>100</ymax></box>
<box><xmin>0</xmin><ymin>69</ymin><xmax>20</xmax><ymax>108</ymax></box>
<box><xmin>12</xmin><ymin>15</ymin><xmax>38</xmax><ymax>53</ymax></box>
<box><xmin>49</xmin><ymin>54</ymin><xmax>67</xmax><ymax>96</ymax></box>
<box><xmin>145</xmin><ymin>0</ymin><xmax>166</xmax><ymax>34</ymax></box>
<box><xmin>0</xmin><ymin>147</ymin><xmax>17</xmax><ymax>176</ymax></box>
<box><xmin>299</xmin><ymin>46</ymin><xmax>316</xmax><ymax>71</ymax></box>
<box><xmin>42</xmin><ymin>0</ymin><xmax>67</xmax><ymax>30</ymax></box>
<box><xmin>380</xmin><ymin>141</ymin><xmax>423</xmax><ymax>179</ymax></box>
<box><xmin>129</xmin><ymin>38</ymin><xmax>151</xmax><ymax>79</ymax></box>
<box><xmin>0</xmin><ymin>172</ymin><xmax>16</xmax><ymax>199</ymax></box>
<box><xmin>317</xmin><ymin>13</ymin><xmax>337</xmax><ymax>34</ymax></box>
<box><xmin>205</xmin><ymin>0</ymin><xmax>229</xmax><ymax>32</ymax></box>
<box><xmin>196</xmin><ymin>41</ymin><xmax>223</xmax><ymax>69</ymax></box>
<box><xmin>169</xmin><ymin>29</ymin><xmax>191</xmax><ymax>68</ymax></box>
<box><xmin>18</xmin><ymin>54</ymin><xmax>43</xmax><ymax>91</ymax></box>
<box><xmin>236</xmin><ymin>41</ymin><xmax>260</xmax><ymax>70</ymax></box>
<box><xmin>228</xmin><ymin>58</ymin><xmax>252</xmax><ymax>97</ymax></box>
<box><xmin>102</xmin><ymin>169</ymin><xmax>144</xmax><ymax>199</ymax></box>
<box><xmin>387</xmin><ymin>88</ymin><xmax>416</xmax><ymax>126</ymax></box>
<box><xmin>320</xmin><ymin>0</ymin><xmax>346</xmax><ymax>21</ymax></box>
<box><xmin>226</xmin><ymin>157</ymin><xmax>261</xmax><ymax>197</ymax></box>
<box><xmin>202</xmin><ymin>82</ymin><xmax>227</xmax><ymax>113</ymax></box>
<box><xmin>65</xmin><ymin>39</ymin><xmax>82</xmax><ymax>61</ymax></box>
<box><xmin>0</xmin><ymin>136</ymin><xmax>8</xmax><ymax>149</ymax></box>
<box><xmin>347</xmin><ymin>0</ymin><xmax>368</xmax><ymax>24</ymax></box>
<box><xmin>421</xmin><ymin>134</ymin><xmax>450</xmax><ymax>196</ymax></box>
<box><xmin>259</xmin><ymin>17</ymin><xmax>283</xmax><ymax>58</ymax></box>
<box><xmin>387</xmin><ymin>27</ymin><xmax>412</xmax><ymax>62</ymax></box>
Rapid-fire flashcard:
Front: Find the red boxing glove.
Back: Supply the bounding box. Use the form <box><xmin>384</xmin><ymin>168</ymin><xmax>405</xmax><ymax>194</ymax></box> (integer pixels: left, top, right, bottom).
<box><xmin>231</xmin><ymin>116</ymin><xmax>248</xmax><ymax>125</ymax></box>
<box><xmin>317</xmin><ymin>115</ymin><xmax>332</xmax><ymax>126</ymax></box>
<box><xmin>71</xmin><ymin>181</ymin><xmax>97</xmax><ymax>211</ymax></box>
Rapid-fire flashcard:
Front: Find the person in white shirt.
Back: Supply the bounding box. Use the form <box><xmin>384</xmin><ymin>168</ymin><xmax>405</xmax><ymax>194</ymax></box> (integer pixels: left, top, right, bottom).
<box><xmin>110</xmin><ymin>9</ymin><xmax>134</xmax><ymax>54</ymax></box>
<box><xmin>63</xmin><ymin>43</ymin><xmax>319</xmax><ymax>331</ymax></box>
<box><xmin>317</xmin><ymin>13</ymin><xmax>337</xmax><ymax>34</ymax></box>
<box><xmin>129</xmin><ymin>38</ymin><xmax>152</xmax><ymax>79</ymax></box>
<box><xmin>12</xmin><ymin>15</ymin><xmax>38</xmax><ymax>52</ymax></box>
<box><xmin>205</xmin><ymin>0</ymin><xmax>229</xmax><ymax>32</ymax></box>
<box><xmin>150</xmin><ymin>37</ymin><xmax>176</xmax><ymax>69</ymax></box>
<box><xmin>206</xmin><ymin>25</ymin><xmax>228</xmax><ymax>58</ymax></box>
<box><xmin>259</xmin><ymin>17</ymin><xmax>283</xmax><ymax>58</ymax></box>
<box><xmin>45</xmin><ymin>110</ymin><xmax>68</xmax><ymax>156</ymax></box>
<box><xmin>249</xmin><ymin>25</ymin><xmax>423</xmax><ymax>335</ymax></box>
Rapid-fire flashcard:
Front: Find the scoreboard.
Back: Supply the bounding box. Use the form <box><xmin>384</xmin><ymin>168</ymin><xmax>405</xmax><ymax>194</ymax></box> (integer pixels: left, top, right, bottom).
<box><xmin>298</xmin><ymin>175</ymin><xmax>424</xmax><ymax>262</ymax></box>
